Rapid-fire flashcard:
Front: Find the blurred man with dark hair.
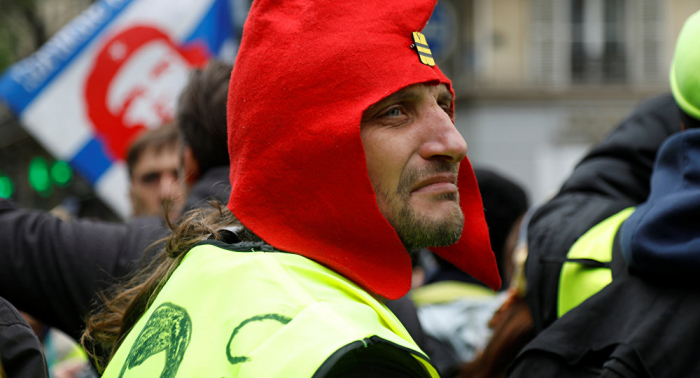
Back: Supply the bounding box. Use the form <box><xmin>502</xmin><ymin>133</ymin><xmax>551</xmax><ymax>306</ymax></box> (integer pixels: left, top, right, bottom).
<box><xmin>126</xmin><ymin>123</ymin><xmax>186</xmax><ymax>220</ymax></box>
<box><xmin>175</xmin><ymin>60</ymin><xmax>232</xmax><ymax>212</ymax></box>
<box><xmin>177</xmin><ymin>60</ymin><xmax>231</xmax><ymax>183</ymax></box>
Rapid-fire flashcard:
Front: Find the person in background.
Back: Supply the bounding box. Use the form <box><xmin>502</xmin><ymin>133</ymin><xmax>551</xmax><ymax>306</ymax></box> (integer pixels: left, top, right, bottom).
<box><xmin>19</xmin><ymin>311</ymin><xmax>89</xmax><ymax>378</ymax></box>
<box><xmin>0</xmin><ymin>297</ymin><xmax>48</xmax><ymax>378</ymax></box>
<box><xmin>85</xmin><ymin>0</ymin><xmax>502</xmax><ymax>376</ymax></box>
<box><xmin>174</xmin><ymin>60</ymin><xmax>231</xmax><ymax>213</ymax></box>
<box><xmin>0</xmin><ymin>60</ymin><xmax>232</xmax><ymax>354</ymax></box>
<box><xmin>126</xmin><ymin>123</ymin><xmax>186</xmax><ymax>220</ymax></box>
<box><xmin>0</xmin><ymin>124</ymin><xmax>187</xmax><ymax>378</ymax></box>
<box><xmin>509</xmin><ymin>10</ymin><xmax>700</xmax><ymax>377</ymax></box>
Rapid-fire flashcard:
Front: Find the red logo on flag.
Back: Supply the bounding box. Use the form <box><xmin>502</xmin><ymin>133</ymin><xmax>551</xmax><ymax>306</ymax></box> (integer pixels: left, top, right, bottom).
<box><xmin>85</xmin><ymin>25</ymin><xmax>208</xmax><ymax>160</ymax></box>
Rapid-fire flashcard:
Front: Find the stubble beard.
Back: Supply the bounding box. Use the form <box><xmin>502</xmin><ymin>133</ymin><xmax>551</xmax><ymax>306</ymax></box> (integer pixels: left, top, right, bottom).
<box><xmin>379</xmin><ymin>161</ymin><xmax>465</xmax><ymax>254</ymax></box>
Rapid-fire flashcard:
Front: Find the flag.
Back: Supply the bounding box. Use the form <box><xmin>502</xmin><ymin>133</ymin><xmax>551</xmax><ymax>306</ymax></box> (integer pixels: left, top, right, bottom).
<box><xmin>0</xmin><ymin>0</ymin><xmax>238</xmax><ymax>218</ymax></box>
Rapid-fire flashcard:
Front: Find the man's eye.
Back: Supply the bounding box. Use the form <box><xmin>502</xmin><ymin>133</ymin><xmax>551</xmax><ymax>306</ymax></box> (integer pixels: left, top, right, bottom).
<box><xmin>141</xmin><ymin>173</ymin><xmax>160</xmax><ymax>185</ymax></box>
<box><xmin>382</xmin><ymin>107</ymin><xmax>402</xmax><ymax>117</ymax></box>
<box><xmin>441</xmin><ymin>104</ymin><xmax>454</xmax><ymax>118</ymax></box>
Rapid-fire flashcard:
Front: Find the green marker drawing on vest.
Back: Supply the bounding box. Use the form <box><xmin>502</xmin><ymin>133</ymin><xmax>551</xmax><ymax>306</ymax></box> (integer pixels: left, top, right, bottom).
<box><xmin>226</xmin><ymin>313</ymin><xmax>292</xmax><ymax>364</ymax></box>
<box><xmin>103</xmin><ymin>246</ymin><xmax>440</xmax><ymax>376</ymax></box>
<box><xmin>117</xmin><ymin>302</ymin><xmax>192</xmax><ymax>378</ymax></box>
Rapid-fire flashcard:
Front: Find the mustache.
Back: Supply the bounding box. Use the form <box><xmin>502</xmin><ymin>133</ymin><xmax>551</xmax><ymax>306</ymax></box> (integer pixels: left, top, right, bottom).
<box><xmin>398</xmin><ymin>160</ymin><xmax>459</xmax><ymax>195</ymax></box>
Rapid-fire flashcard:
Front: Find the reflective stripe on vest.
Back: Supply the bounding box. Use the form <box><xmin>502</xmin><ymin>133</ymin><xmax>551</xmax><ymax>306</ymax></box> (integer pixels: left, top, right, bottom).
<box><xmin>103</xmin><ymin>242</ymin><xmax>439</xmax><ymax>377</ymax></box>
<box><xmin>411</xmin><ymin>281</ymin><xmax>495</xmax><ymax>308</ymax></box>
<box><xmin>557</xmin><ymin>207</ymin><xmax>635</xmax><ymax>318</ymax></box>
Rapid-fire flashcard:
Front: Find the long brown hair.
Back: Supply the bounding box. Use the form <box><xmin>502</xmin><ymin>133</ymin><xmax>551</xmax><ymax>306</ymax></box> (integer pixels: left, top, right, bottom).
<box><xmin>81</xmin><ymin>202</ymin><xmax>245</xmax><ymax>372</ymax></box>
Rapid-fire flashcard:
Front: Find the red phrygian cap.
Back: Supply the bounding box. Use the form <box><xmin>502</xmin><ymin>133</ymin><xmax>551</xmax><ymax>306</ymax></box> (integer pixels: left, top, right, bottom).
<box><xmin>227</xmin><ymin>0</ymin><xmax>500</xmax><ymax>299</ymax></box>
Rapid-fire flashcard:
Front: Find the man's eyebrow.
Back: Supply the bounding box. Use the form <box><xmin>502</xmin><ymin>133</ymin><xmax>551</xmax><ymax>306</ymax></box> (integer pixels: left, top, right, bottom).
<box><xmin>367</xmin><ymin>89</ymin><xmax>421</xmax><ymax>111</ymax></box>
<box><xmin>438</xmin><ymin>88</ymin><xmax>453</xmax><ymax>104</ymax></box>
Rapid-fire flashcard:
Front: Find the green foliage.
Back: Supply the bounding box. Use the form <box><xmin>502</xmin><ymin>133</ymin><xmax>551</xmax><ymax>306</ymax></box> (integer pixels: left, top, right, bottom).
<box><xmin>0</xmin><ymin>0</ymin><xmax>41</xmax><ymax>73</ymax></box>
<box><xmin>51</xmin><ymin>161</ymin><xmax>73</xmax><ymax>187</ymax></box>
<box><xmin>0</xmin><ymin>29</ymin><xmax>13</xmax><ymax>73</ymax></box>
<box><xmin>0</xmin><ymin>171</ymin><xmax>13</xmax><ymax>198</ymax></box>
<box><xmin>27</xmin><ymin>157</ymin><xmax>74</xmax><ymax>196</ymax></box>
<box><xmin>28</xmin><ymin>156</ymin><xmax>52</xmax><ymax>197</ymax></box>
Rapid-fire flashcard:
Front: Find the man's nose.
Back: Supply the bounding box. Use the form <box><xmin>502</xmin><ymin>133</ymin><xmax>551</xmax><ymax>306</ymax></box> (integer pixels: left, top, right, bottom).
<box><xmin>419</xmin><ymin>105</ymin><xmax>468</xmax><ymax>163</ymax></box>
<box><xmin>159</xmin><ymin>175</ymin><xmax>179</xmax><ymax>199</ymax></box>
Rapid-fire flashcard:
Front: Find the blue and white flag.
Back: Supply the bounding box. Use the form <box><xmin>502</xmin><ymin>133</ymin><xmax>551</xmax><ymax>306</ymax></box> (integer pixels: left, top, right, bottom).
<box><xmin>0</xmin><ymin>0</ymin><xmax>238</xmax><ymax>218</ymax></box>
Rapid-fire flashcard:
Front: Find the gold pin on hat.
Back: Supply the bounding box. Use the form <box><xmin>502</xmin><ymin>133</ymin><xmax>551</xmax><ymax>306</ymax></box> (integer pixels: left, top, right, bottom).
<box><xmin>411</xmin><ymin>31</ymin><xmax>435</xmax><ymax>67</ymax></box>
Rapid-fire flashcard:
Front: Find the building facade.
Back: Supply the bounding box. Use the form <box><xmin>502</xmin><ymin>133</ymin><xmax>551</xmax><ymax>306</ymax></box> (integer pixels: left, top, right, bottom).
<box><xmin>427</xmin><ymin>0</ymin><xmax>700</xmax><ymax>204</ymax></box>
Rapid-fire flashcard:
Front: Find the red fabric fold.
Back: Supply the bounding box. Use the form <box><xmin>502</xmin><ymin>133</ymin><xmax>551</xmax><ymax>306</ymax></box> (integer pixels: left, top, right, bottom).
<box><xmin>227</xmin><ymin>0</ymin><xmax>500</xmax><ymax>299</ymax></box>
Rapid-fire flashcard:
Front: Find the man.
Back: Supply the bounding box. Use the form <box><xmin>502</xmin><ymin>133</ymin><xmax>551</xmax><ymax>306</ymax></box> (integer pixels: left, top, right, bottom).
<box><xmin>509</xmin><ymin>9</ymin><xmax>700</xmax><ymax>377</ymax></box>
<box><xmin>94</xmin><ymin>0</ymin><xmax>500</xmax><ymax>376</ymax></box>
<box><xmin>126</xmin><ymin>122</ymin><xmax>186</xmax><ymax>220</ymax></box>
<box><xmin>0</xmin><ymin>60</ymin><xmax>232</xmax><ymax>345</ymax></box>
<box><xmin>174</xmin><ymin>60</ymin><xmax>231</xmax><ymax>212</ymax></box>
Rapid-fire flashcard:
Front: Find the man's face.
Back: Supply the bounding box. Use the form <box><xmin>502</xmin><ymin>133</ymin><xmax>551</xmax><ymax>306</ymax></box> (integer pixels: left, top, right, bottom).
<box><xmin>129</xmin><ymin>144</ymin><xmax>186</xmax><ymax>220</ymax></box>
<box><xmin>361</xmin><ymin>83</ymin><xmax>467</xmax><ymax>252</ymax></box>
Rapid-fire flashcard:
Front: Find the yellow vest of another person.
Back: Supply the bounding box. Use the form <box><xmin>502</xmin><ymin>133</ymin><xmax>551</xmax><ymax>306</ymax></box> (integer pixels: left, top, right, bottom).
<box><xmin>557</xmin><ymin>207</ymin><xmax>635</xmax><ymax>317</ymax></box>
<box><xmin>102</xmin><ymin>241</ymin><xmax>439</xmax><ymax>377</ymax></box>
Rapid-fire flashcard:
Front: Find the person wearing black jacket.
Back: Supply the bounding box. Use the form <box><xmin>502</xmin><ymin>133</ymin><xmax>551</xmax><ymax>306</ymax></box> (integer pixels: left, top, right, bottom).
<box><xmin>509</xmin><ymin>94</ymin><xmax>687</xmax><ymax>377</ymax></box>
<box><xmin>510</xmin><ymin>98</ymin><xmax>700</xmax><ymax>377</ymax></box>
<box><xmin>0</xmin><ymin>296</ymin><xmax>49</xmax><ymax>378</ymax></box>
<box><xmin>449</xmin><ymin>93</ymin><xmax>678</xmax><ymax>378</ymax></box>
<box><xmin>510</xmin><ymin>12</ymin><xmax>700</xmax><ymax>377</ymax></box>
<box><xmin>522</xmin><ymin>93</ymin><xmax>681</xmax><ymax>335</ymax></box>
<box><xmin>0</xmin><ymin>60</ymin><xmax>233</xmax><ymax>344</ymax></box>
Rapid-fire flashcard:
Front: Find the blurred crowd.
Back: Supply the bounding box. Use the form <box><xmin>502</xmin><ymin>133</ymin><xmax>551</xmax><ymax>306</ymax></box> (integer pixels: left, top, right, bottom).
<box><xmin>1</xmin><ymin>2</ymin><xmax>700</xmax><ymax>378</ymax></box>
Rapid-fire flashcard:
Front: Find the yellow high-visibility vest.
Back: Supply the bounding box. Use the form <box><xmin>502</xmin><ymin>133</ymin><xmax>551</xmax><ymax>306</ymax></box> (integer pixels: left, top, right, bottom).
<box><xmin>103</xmin><ymin>242</ymin><xmax>439</xmax><ymax>377</ymax></box>
<box><xmin>557</xmin><ymin>207</ymin><xmax>635</xmax><ymax>318</ymax></box>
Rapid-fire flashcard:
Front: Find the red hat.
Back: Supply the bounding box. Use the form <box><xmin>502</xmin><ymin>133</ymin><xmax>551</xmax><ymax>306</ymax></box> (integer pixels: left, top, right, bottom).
<box><xmin>227</xmin><ymin>0</ymin><xmax>500</xmax><ymax>299</ymax></box>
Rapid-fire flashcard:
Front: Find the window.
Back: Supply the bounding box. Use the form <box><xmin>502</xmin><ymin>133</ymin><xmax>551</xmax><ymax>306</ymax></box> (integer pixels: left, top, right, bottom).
<box><xmin>530</xmin><ymin>0</ymin><xmax>663</xmax><ymax>87</ymax></box>
<box><xmin>570</xmin><ymin>0</ymin><xmax>626</xmax><ymax>83</ymax></box>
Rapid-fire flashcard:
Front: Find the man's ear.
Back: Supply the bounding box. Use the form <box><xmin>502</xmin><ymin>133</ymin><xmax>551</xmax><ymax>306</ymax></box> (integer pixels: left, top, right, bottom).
<box><xmin>183</xmin><ymin>146</ymin><xmax>201</xmax><ymax>185</ymax></box>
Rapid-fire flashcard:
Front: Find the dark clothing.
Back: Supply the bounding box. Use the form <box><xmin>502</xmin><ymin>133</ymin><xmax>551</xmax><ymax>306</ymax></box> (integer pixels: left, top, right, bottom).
<box><xmin>620</xmin><ymin>129</ymin><xmax>700</xmax><ymax>278</ymax></box>
<box><xmin>386</xmin><ymin>297</ymin><xmax>427</xmax><ymax>351</ymax></box>
<box><xmin>511</xmin><ymin>270</ymin><xmax>700</xmax><ymax>378</ymax></box>
<box><xmin>424</xmin><ymin>263</ymin><xmax>488</xmax><ymax>288</ymax></box>
<box><xmin>512</xmin><ymin>95</ymin><xmax>700</xmax><ymax>377</ymax></box>
<box><xmin>326</xmin><ymin>341</ymin><xmax>429</xmax><ymax>378</ymax></box>
<box><xmin>386</xmin><ymin>296</ymin><xmax>460</xmax><ymax>377</ymax></box>
<box><xmin>0</xmin><ymin>167</ymin><xmax>230</xmax><ymax>341</ymax></box>
<box><xmin>0</xmin><ymin>296</ymin><xmax>48</xmax><ymax>378</ymax></box>
<box><xmin>525</xmin><ymin>94</ymin><xmax>681</xmax><ymax>333</ymax></box>
<box><xmin>509</xmin><ymin>348</ymin><xmax>646</xmax><ymax>378</ymax></box>
<box><xmin>0</xmin><ymin>205</ymin><xmax>166</xmax><ymax>341</ymax></box>
<box><xmin>181</xmin><ymin>166</ymin><xmax>231</xmax><ymax>213</ymax></box>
